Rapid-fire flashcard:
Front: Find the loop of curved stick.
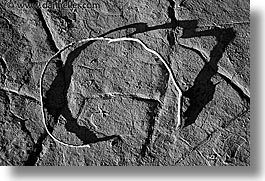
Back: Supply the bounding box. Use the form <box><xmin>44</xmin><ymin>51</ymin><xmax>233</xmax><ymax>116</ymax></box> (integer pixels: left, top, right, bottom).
<box><xmin>40</xmin><ymin>37</ymin><xmax>182</xmax><ymax>148</ymax></box>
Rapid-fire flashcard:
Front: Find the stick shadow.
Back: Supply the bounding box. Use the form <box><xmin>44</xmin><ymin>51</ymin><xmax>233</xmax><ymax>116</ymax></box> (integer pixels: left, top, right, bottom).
<box><xmin>43</xmin><ymin>19</ymin><xmax>237</xmax><ymax>148</ymax></box>
<box><xmin>103</xmin><ymin>20</ymin><xmax>237</xmax><ymax>127</ymax></box>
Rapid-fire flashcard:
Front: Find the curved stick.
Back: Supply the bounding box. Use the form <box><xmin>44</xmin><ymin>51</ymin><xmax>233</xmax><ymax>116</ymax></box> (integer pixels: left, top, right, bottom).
<box><xmin>40</xmin><ymin>37</ymin><xmax>182</xmax><ymax>148</ymax></box>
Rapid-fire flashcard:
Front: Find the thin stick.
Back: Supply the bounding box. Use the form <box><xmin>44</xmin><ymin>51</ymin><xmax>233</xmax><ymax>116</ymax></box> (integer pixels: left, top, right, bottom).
<box><xmin>39</xmin><ymin>37</ymin><xmax>183</xmax><ymax>148</ymax></box>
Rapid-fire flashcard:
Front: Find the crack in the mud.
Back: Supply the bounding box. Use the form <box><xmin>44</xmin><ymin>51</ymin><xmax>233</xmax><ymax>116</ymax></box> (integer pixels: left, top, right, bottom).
<box><xmin>177</xmin><ymin>42</ymin><xmax>250</xmax><ymax>102</ymax></box>
<box><xmin>72</xmin><ymin>92</ymin><xmax>163</xmax><ymax>157</ymax></box>
<box><xmin>9</xmin><ymin>111</ymin><xmax>35</xmax><ymax>145</ymax></box>
<box><xmin>80</xmin><ymin>92</ymin><xmax>163</xmax><ymax>105</ymax></box>
<box><xmin>0</xmin><ymin>87</ymin><xmax>40</xmax><ymax>104</ymax></box>
<box><xmin>221</xmin><ymin>106</ymin><xmax>250</xmax><ymax>129</ymax></box>
<box><xmin>177</xmin><ymin>106</ymin><xmax>249</xmax><ymax>165</ymax></box>
<box><xmin>179</xmin><ymin>0</ymin><xmax>189</xmax><ymax>7</ymax></box>
<box><xmin>177</xmin><ymin>43</ymin><xmax>209</xmax><ymax>63</ymax></box>
<box><xmin>140</xmin><ymin>102</ymin><xmax>160</xmax><ymax>157</ymax></box>
<box><xmin>0</xmin><ymin>56</ymin><xmax>7</xmax><ymax>72</ymax></box>
<box><xmin>3</xmin><ymin>93</ymin><xmax>45</xmax><ymax>166</ymax></box>
<box><xmin>30</xmin><ymin>0</ymin><xmax>59</xmax><ymax>53</ymax></box>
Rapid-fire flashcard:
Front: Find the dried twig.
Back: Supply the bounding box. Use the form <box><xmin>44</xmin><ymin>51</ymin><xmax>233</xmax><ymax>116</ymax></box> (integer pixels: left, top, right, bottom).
<box><xmin>40</xmin><ymin>37</ymin><xmax>182</xmax><ymax>148</ymax></box>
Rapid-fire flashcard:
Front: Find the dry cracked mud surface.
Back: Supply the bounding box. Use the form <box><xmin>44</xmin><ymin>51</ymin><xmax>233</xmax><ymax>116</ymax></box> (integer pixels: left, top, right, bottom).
<box><xmin>0</xmin><ymin>0</ymin><xmax>249</xmax><ymax>166</ymax></box>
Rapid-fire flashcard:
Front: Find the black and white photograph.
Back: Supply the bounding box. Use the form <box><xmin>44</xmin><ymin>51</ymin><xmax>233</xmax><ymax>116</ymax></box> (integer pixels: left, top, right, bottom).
<box><xmin>0</xmin><ymin>0</ymin><xmax>259</xmax><ymax>177</ymax></box>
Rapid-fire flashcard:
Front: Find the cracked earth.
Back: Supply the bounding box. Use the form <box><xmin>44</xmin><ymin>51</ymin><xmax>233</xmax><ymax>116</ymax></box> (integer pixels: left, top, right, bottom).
<box><xmin>0</xmin><ymin>0</ymin><xmax>249</xmax><ymax>166</ymax></box>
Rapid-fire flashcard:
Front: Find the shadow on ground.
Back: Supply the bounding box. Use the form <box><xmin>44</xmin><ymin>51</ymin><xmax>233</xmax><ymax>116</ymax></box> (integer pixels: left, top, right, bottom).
<box><xmin>39</xmin><ymin>18</ymin><xmax>238</xmax><ymax>164</ymax></box>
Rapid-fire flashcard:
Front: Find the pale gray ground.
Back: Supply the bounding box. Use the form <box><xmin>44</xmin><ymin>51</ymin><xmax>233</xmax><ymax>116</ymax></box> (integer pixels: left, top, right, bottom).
<box><xmin>0</xmin><ymin>0</ymin><xmax>249</xmax><ymax>166</ymax></box>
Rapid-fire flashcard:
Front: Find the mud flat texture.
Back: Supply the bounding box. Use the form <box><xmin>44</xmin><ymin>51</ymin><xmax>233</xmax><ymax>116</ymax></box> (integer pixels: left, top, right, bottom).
<box><xmin>0</xmin><ymin>0</ymin><xmax>249</xmax><ymax>166</ymax></box>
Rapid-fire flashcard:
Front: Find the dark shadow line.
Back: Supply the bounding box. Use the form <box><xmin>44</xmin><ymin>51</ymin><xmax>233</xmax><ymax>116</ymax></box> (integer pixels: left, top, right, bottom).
<box><xmin>101</xmin><ymin>20</ymin><xmax>220</xmax><ymax>39</ymax></box>
<box><xmin>182</xmin><ymin>28</ymin><xmax>236</xmax><ymax>127</ymax></box>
